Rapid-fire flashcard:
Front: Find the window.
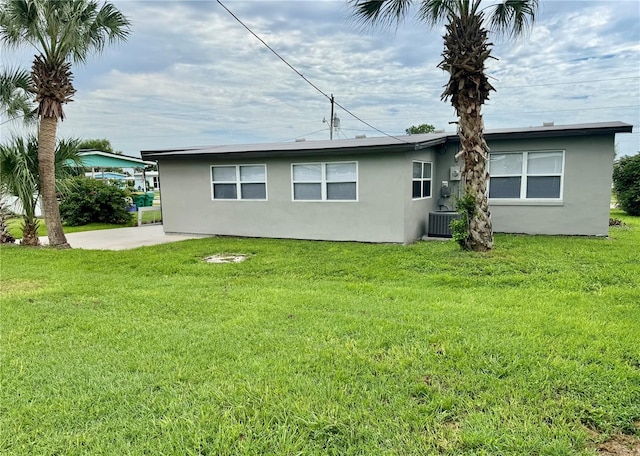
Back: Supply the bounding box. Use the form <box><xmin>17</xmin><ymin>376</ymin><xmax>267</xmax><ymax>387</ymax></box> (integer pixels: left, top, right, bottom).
<box><xmin>412</xmin><ymin>161</ymin><xmax>432</xmax><ymax>199</ymax></box>
<box><xmin>292</xmin><ymin>162</ymin><xmax>357</xmax><ymax>201</ymax></box>
<box><xmin>489</xmin><ymin>151</ymin><xmax>564</xmax><ymax>199</ymax></box>
<box><xmin>211</xmin><ymin>165</ymin><xmax>266</xmax><ymax>200</ymax></box>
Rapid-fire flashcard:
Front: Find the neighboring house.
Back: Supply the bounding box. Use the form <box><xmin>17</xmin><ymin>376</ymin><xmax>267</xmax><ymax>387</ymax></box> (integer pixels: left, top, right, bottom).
<box><xmin>140</xmin><ymin>121</ymin><xmax>632</xmax><ymax>243</ymax></box>
<box><xmin>84</xmin><ymin>171</ymin><xmax>128</xmax><ymax>183</ymax></box>
<box><xmin>78</xmin><ymin>150</ymin><xmax>154</xmax><ymax>170</ymax></box>
<box><xmin>134</xmin><ymin>171</ymin><xmax>159</xmax><ymax>191</ymax></box>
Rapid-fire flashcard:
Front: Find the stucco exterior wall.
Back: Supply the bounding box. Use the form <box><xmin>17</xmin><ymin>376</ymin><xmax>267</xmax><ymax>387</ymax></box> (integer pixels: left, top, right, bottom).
<box><xmin>487</xmin><ymin>135</ymin><xmax>615</xmax><ymax>236</ymax></box>
<box><xmin>156</xmin><ymin>131</ymin><xmax>618</xmax><ymax>242</ymax></box>
<box><xmin>158</xmin><ymin>152</ymin><xmax>411</xmax><ymax>243</ymax></box>
<box><xmin>404</xmin><ymin>149</ymin><xmax>437</xmax><ymax>242</ymax></box>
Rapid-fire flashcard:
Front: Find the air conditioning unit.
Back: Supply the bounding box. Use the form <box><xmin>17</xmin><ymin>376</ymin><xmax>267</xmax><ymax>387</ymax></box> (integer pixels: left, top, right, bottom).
<box><xmin>428</xmin><ymin>211</ymin><xmax>461</xmax><ymax>238</ymax></box>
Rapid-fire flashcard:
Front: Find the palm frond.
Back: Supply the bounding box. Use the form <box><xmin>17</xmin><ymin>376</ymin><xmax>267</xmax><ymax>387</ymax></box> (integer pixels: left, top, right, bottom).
<box><xmin>486</xmin><ymin>0</ymin><xmax>539</xmax><ymax>39</ymax></box>
<box><xmin>417</xmin><ymin>0</ymin><xmax>458</xmax><ymax>26</ymax></box>
<box><xmin>348</xmin><ymin>0</ymin><xmax>414</xmax><ymax>28</ymax></box>
<box><xmin>0</xmin><ymin>135</ymin><xmax>40</xmax><ymax>221</ymax></box>
<box><xmin>0</xmin><ymin>66</ymin><xmax>37</xmax><ymax>124</ymax></box>
<box><xmin>0</xmin><ymin>0</ymin><xmax>131</xmax><ymax>65</ymax></box>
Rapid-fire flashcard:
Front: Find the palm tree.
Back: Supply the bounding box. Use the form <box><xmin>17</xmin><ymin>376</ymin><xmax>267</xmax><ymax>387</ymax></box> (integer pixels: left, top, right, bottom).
<box><xmin>350</xmin><ymin>0</ymin><xmax>538</xmax><ymax>251</ymax></box>
<box><xmin>0</xmin><ymin>0</ymin><xmax>130</xmax><ymax>248</ymax></box>
<box><xmin>0</xmin><ymin>135</ymin><xmax>82</xmax><ymax>246</ymax></box>
<box><xmin>0</xmin><ymin>66</ymin><xmax>35</xmax><ymax>123</ymax></box>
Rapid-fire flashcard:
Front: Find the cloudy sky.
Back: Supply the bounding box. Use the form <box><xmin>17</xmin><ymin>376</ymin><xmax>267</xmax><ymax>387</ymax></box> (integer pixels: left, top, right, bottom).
<box><xmin>1</xmin><ymin>0</ymin><xmax>639</xmax><ymax>157</ymax></box>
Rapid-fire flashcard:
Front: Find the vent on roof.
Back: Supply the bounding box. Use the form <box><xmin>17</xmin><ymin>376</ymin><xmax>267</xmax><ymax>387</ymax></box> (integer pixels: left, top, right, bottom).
<box><xmin>355</xmin><ymin>134</ymin><xmax>367</xmax><ymax>139</ymax></box>
<box><xmin>295</xmin><ymin>138</ymin><xmax>306</xmax><ymax>142</ymax></box>
<box><xmin>543</xmin><ymin>121</ymin><xmax>554</xmax><ymax>127</ymax></box>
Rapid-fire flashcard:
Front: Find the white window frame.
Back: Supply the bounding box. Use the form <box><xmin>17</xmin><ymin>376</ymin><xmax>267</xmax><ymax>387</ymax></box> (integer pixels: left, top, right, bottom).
<box><xmin>489</xmin><ymin>150</ymin><xmax>565</xmax><ymax>203</ymax></box>
<box><xmin>210</xmin><ymin>164</ymin><xmax>267</xmax><ymax>201</ymax></box>
<box><xmin>291</xmin><ymin>161</ymin><xmax>358</xmax><ymax>202</ymax></box>
<box><xmin>412</xmin><ymin>161</ymin><xmax>433</xmax><ymax>200</ymax></box>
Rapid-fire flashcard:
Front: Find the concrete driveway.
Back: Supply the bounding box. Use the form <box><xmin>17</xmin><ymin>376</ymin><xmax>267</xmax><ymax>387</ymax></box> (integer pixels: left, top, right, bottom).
<box><xmin>39</xmin><ymin>225</ymin><xmax>211</xmax><ymax>250</ymax></box>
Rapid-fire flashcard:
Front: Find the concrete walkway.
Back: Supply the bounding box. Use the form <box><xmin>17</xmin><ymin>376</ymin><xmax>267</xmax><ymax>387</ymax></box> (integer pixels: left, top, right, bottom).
<box><xmin>39</xmin><ymin>225</ymin><xmax>211</xmax><ymax>251</ymax></box>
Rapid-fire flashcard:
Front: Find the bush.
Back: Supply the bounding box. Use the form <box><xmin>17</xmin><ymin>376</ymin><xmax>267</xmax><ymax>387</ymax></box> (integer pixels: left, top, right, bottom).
<box><xmin>612</xmin><ymin>153</ymin><xmax>640</xmax><ymax>216</ymax></box>
<box><xmin>59</xmin><ymin>177</ymin><xmax>132</xmax><ymax>226</ymax></box>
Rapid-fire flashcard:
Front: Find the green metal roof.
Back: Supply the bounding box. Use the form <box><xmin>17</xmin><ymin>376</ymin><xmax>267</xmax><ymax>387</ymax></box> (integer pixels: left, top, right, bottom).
<box><xmin>77</xmin><ymin>151</ymin><xmax>155</xmax><ymax>168</ymax></box>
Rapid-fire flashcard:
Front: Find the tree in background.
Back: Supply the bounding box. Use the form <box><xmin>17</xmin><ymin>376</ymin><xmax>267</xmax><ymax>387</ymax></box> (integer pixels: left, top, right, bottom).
<box><xmin>350</xmin><ymin>0</ymin><xmax>538</xmax><ymax>251</ymax></box>
<box><xmin>0</xmin><ymin>135</ymin><xmax>82</xmax><ymax>246</ymax></box>
<box><xmin>0</xmin><ymin>0</ymin><xmax>130</xmax><ymax>248</ymax></box>
<box><xmin>0</xmin><ymin>66</ymin><xmax>36</xmax><ymax>123</ymax></box>
<box><xmin>613</xmin><ymin>153</ymin><xmax>640</xmax><ymax>216</ymax></box>
<box><xmin>78</xmin><ymin>138</ymin><xmax>121</xmax><ymax>154</ymax></box>
<box><xmin>406</xmin><ymin>124</ymin><xmax>436</xmax><ymax>135</ymax></box>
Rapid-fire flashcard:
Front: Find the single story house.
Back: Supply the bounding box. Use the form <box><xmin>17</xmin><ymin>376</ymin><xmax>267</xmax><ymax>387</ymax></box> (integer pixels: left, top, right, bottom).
<box><xmin>134</xmin><ymin>171</ymin><xmax>160</xmax><ymax>191</ymax></box>
<box><xmin>140</xmin><ymin>121</ymin><xmax>632</xmax><ymax>244</ymax></box>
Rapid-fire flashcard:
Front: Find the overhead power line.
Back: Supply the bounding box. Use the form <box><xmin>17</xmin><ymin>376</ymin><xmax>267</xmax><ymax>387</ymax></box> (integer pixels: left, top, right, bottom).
<box><xmin>215</xmin><ymin>0</ymin><xmax>410</xmax><ymax>144</ymax></box>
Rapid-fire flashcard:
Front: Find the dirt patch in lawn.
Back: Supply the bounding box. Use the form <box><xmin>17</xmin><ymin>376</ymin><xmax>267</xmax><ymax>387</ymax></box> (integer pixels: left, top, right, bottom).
<box><xmin>203</xmin><ymin>254</ymin><xmax>247</xmax><ymax>264</ymax></box>
<box><xmin>589</xmin><ymin>423</ymin><xmax>640</xmax><ymax>455</ymax></box>
<box><xmin>595</xmin><ymin>434</ymin><xmax>640</xmax><ymax>455</ymax></box>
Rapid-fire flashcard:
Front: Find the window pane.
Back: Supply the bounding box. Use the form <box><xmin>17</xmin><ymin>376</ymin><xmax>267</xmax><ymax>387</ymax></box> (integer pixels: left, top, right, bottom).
<box><xmin>241</xmin><ymin>183</ymin><xmax>266</xmax><ymax>199</ymax></box>
<box><xmin>527</xmin><ymin>152</ymin><xmax>563</xmax><ymax>174</ymax></box>
<box><xmin>490</xmin><ymin>154</ymin><xmax>522</xmax><ymax>175</ymax></box>
<box><xmin>293</xmin><ymin>164</ymin><xmax>321</xmax><ymax>181</ymax></box>
<box><xmin>240</xmin><ymin>165</ymin><xmax>265</xmax><ymax>182</ymax></box>
<box><xmin>294</xmin><ymin>183</ymin><xmax>321</xmax><ymax>200</ymax></box>
<box><xmin>213</xmin><ymin>183</ymin><xmax>237</xmax><ymax>199</ymax></box>
<box><xmin>422</xmin><ymin>162</ymin><xmax>431</xmax><ymax>179</ymax></box>
<box><xmin>212</xmin><ymin>166</ymin><xmax>236</xmax><ymax>182</ymax></box>
<box><xmin>326</xmin><ymin>163</ymin><xmax>356</xmax><ymax>181</ymax></box>
<box><xmin>327</xmin><ymin>182</ymin><xmax>356</xmax><ymax>200</ymax></box>
<box><xmin>412</xmin><ymin>162</ymin><xmax>422</xmax><ymax>179</ymax></box>
<box><xmin>527</xmin><ymin>176</ymin><xmax>561</xmax><ymax>198</ymax></box>
<box><xmin>489</xmin><ymin>177</ymin><xmax>521</xmax><ymax>198</ymax></box>
<box><xmin>422</xmin><ymin>180</ymin><xmax>431</xmax><ymax>197</ymax></box>
<box><xmin>412</xmin><ymin>181</ymin><xmax>421</xmax><ymax>198</ymax></box>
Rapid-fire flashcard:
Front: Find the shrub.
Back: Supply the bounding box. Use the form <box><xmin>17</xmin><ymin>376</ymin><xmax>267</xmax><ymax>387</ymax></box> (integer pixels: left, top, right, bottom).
<box><xmin>612</xmin><ymin>153</ymin><xmax>640</xmax><ymax>216</ymax></box>
<box><xmin>450</xmin><ymin>191</ymin><xmax>476</xmax><ymax>249</ymax></box>
<box><xmin>59</xmin><ymin>177</ymin><xmax>132</xmax><ymax>226</ymax></box>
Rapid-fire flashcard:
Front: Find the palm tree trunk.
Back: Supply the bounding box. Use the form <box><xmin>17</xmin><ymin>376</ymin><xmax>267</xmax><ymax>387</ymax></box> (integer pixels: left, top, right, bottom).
<box><xmin>21</xmin><ymin>216</ymin><xmax>40</xmax><ymax>246</ymax></box>
<box><xmin>459</xmin><ymin>106</ymin><xmax>493</xmax><ymax>251</ymax></box>
<box><xmin>440</xmin><ymin>13</ymin><xmax>494</xmax><ymax>251</ymax></box>
<box><xmin>38</xmin><ymin>116</ymin><xmax>70</xmax><ymax>248</ymax></box>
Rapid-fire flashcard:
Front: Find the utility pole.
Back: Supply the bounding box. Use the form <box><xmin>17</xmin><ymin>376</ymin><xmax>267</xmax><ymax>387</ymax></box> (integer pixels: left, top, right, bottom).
<box><xmin>329</xmin><ymin>94</ymin><xmax>335</xmax><ymax>140</ymax></box>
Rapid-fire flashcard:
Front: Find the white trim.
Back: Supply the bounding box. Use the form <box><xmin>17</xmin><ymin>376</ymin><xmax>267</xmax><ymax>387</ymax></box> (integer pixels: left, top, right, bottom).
<box><xmin>291</xmin><ymin>161</ymin><xmax>358</xmax><ymax>202</ymax></box>
<box><xmin>489</xmin><ymin>200</ymin><xmax>564</xmax><ymax>206</ymax></box>
<box><xmin>210</xmin><ymin>164</ymin><xmax>268</xmax><ymax>201</ymax></box>
<box><xmin>489</xmin><ymin>150</ymin><xmax>565</xmax><ymax>202</ymax></box>
<box><xmin>411</xmin><ymin>160</ymin><xmax>433</xmax><ymax>200</ymax></box>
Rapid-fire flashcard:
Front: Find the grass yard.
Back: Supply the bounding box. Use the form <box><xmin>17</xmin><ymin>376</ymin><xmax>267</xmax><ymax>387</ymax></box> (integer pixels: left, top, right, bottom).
<box><xmin>6</xmin><ymin>209</ymin><xmax>162</xmax><ymax>239</ymax></box>
<box><xmin>1</xmin><ymin>212</ymin><xmax>639</xmax><ymax>455</ymax></box>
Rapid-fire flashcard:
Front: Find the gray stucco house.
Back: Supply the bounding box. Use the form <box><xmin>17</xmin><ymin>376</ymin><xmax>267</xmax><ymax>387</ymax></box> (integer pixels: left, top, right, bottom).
<box><xmin>140</xmin><ymin>121</ymin><xmax>632</xmax><ymax>244</ymax></box>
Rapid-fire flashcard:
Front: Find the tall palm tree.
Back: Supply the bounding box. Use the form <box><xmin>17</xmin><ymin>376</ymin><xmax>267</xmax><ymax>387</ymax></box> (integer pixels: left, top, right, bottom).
<box><xmin>0</xmin><ymin>0</ymin><xmax>130</xmax><ymax>248</ymax></box>
<box><xmin>0</xmin><ymin>135</ymin><xmax>82</xmax><ymax>246</ymax></box>
<box><xmin>350</xmin><ymin>0</ymin><xmax>538</xmax><ymax>251</ymax></box>
<box><xmin>0</xmin><ymin>66</ymin><xmax>35</xmax><ymax>123</ymax></box>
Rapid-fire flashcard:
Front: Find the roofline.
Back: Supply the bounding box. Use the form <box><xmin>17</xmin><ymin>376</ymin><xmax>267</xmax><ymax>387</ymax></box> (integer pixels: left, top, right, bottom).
<box><xmin>140</xmin><ymin>121</ymin><xmax>633</xmax><ymax>161</ymax></box>
<box><xmin>79</xmin><ymin>150</ymin><xmax>155</xmax><ymax>166</ymax></box>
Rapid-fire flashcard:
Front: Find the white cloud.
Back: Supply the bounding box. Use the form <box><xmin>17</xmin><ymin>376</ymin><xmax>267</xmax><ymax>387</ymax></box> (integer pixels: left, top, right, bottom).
<box><xmin>1</xmin><ymin>0</ymin><xmax>638</xmax><ymax>156</ymax></box>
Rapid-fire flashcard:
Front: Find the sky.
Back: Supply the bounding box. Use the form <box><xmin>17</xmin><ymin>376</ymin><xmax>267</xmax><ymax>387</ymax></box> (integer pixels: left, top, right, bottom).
<box><xmin>1</xmin><ymin>0</ymin><xmax>639</xmax><ymax>157</ymax></box>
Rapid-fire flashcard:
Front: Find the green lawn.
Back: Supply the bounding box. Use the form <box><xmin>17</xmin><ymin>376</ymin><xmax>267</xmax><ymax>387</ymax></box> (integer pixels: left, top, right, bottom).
<box><xmin>6</xmin><ymin>209</ymin><xmax>162</xmax><ymax>239</ymax></box>
<box><xmin>1</xmin><ymin>212</ymin><xmax>639</xmax><ymax>455</ymax></box>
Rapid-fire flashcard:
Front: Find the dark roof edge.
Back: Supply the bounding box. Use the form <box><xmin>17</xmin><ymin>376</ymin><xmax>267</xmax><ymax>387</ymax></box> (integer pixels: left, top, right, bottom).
<box><xmin>141</xmin><ymin>142</ymin><xmax>419</xmax><ymax>161</ymax></box>
<box><xmin>141</xmin><ymin>122</ymin><xmax>633</xmax><ymax>160</ymax></box>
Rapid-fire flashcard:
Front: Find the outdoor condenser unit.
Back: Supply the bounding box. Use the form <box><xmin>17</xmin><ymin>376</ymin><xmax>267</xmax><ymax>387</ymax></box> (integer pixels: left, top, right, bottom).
<box><xmin>428</xmin><ymin>211</ymin><xmax>461</xmax><ymax>238</ymax></box>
